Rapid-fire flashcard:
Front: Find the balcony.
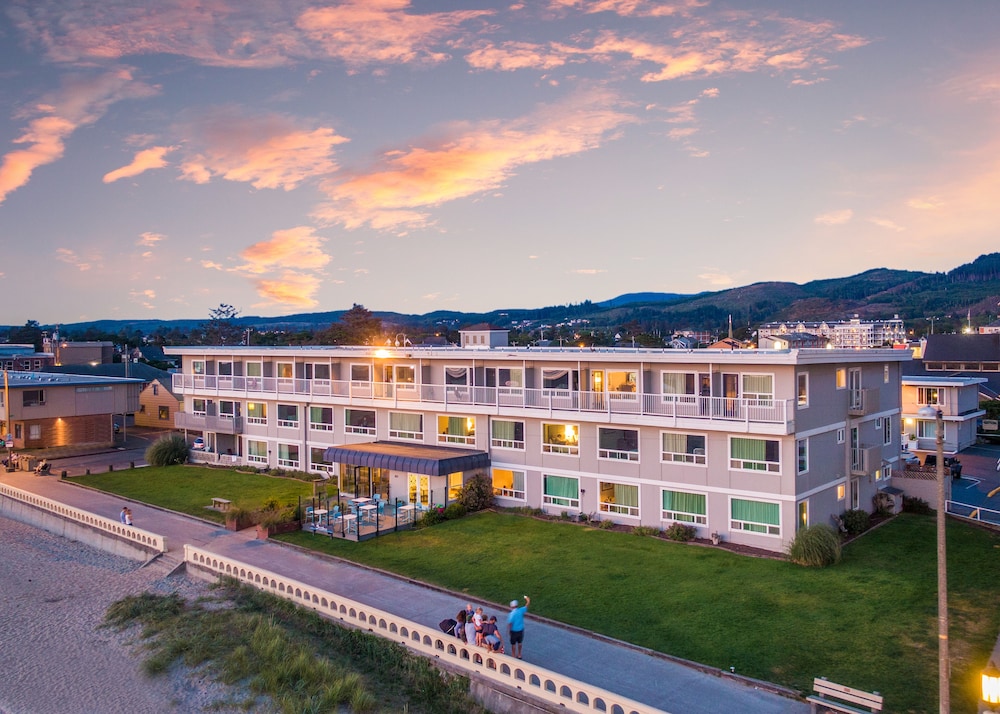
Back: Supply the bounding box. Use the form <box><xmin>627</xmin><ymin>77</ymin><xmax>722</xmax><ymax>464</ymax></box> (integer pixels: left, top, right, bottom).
<box><xmin>172</xmin><ymin>373</ymin><xmax>795</xmax><ymax>429</ymax></box>
<box><xmin>174</xmin><ymin>412</ymin><xmax>244</xmax><ymax>434</ymax></box>
<box><xmin>850</xmin><ymin>445</ymin><xmax>881</xmax><ymax>476</ymax></box>
<box><xmin>848</xmin><ymin>388</ymin><xmax>880</xmax><ymax>416</ymax></box>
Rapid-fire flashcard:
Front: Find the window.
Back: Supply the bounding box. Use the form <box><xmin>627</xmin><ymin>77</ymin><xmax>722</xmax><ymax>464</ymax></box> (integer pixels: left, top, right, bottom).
<box><xmin>662</xmin><ymin>490</ymin><xmax>707</xmax><ymax>524</ymax></box>
<box><xmin>662</xmin><ymin>372</ymin><xmax>696</xmax><ymax>397</ymax></box>
<box><xmin>884</xmin><ymin>365</ymin><xmax>890</xmax><ymax>383</ymax></box>
<box><xmin>883</xmin><ymin>464</ymin><xmax>892</xmax><ymax>481</ymax></box>
<box><xmin>307</xmin><ymin>363</ymin><xmax>331</xmax><ymax>380</ymax></box>
<box><xmin>351</xmin><ymin>364</ymin><xmax>371</xmax><ymax>382</ymax></box>
<box><xmin>219</xmin><ymin>401</ymin><xmax>236</xmax><ymax>418</ymax></box>
<box><xmin>246</xmin><ymin>362</ymin><xmax>263</xmax><ymax>378</ymax></box>
<box><xmin>607</xmin><ymin>370</ymin><xmax>637</xmax><ymax>393</ymax></box>
<box><xmin>917</xmin><ymin>419</ymin><xmax>938</xmax><ymax>439</ymax></box>
<box><xmin>837</xmin><ymin>483</ymin><xmax>846</xmax><ymax>500</ymax></box>
<box><xmin>875</xmin><ymin>417</ymin><xmax>883</xmax><ymax>429</ymax></box>
<box><xmin>730</xmin><ymin>437</ymin><xmax>780</xmax><ymax>472</ymax></box>
<box><xmin>277</xmin><ymin>443</ymin><xmax>299</xmax><ymax>468</ymax></box>
<box><xmin>835</xmin><ymin>368</ymin><xmax>846</xmax><ymax>389</ymax></box>
<box><xmin>346</xmin><ymin>409</ymin><xmax>376</xmax><ymax>435</ymax></box>
<box><xmin>310</xmin><ymin>447</ymin><xmax>334</xmax><ymax>474</ymax></box>
<box><xmin>192</xmin><ymin>360</ymin><xmax>205</xmax><ymax>375</ymax></box>
<box><xmin>491</xmin><ymin>419</ymin><xmax>524</xmax><ymax>449</ymax></box>
<box><xmin>445</xmin><ymin>366</ymin><xmax>469</xmax><ymax>386</ymax></box>
<box><xmin>139</xmin><ymin>404</ymin><xmax>146</xmax><ymax>413</ymax></box>
<box><xmin>22</xmin><ymin>390</ymin><xmax>45</xmax><ymax>407</ymax></box>
<box><xmin>598</xmin><ymin>428</ymin><xmax>639</xmax><ymax>461</ymax></box>
<box><xmin>797</xmin><ymin>373</ymin><xmax>808</xmax><ymax>407</ymax></box>
<box><xmin>192</xmin><ymin>398</ymin><xmax>207</xmax><ymax>416</ymax></box>
<box><xmin>492</xmin><ymin>468</ymin><xmax>525</xmax><ymax>500</ymax></box>
<box><xmin>797</xmin><ymin>438</ymin><xmax>808</xmax><ymax>474</ymax></box>
<box><xmin>798</xmin><ymin>501</ymin><xmax>808</xmax><ymax>529</ymax></box>
<box><xmin>218</xmin><ymin>361</ymin><xmax>233</xmax><ymax>376</ymax></box>
<box><xmin>883</xmin><ymin>416</ymin><xmax>892</xmax><ymax>446</ymax></box>
<box><xmin>394</xmin><ymin>365</ymin><xmax>416</xmax><ymax>386</ymax></box>
<box><xmin>438</xmin><ymin>415</ymin><xmax>475</xmax><ymax>444</ymax></box>
<box><xmin>542</xmin><ymin>422</ymin><xmax>579</xmax><ymax>455</ymax></box>
<box><xmin>276</xmin><ymin>363</ymin><xmax>293</xmax><ymax>379</ymax></box>
<box><xmin>152</xmin><ymin>383</ymin><xmax>159</xmax><ymax>396</ymax></box>
<box><xmin>486</xmin><ymin>367</ymin><xmax>523</xmax><ymax>388</ymax></box>
<box><xmin>158</xmin><ymin>406</ymin><xmax>170</xmax><ymax>420</ymax></box>
<box><xmin>542</xmin><ymin>369</ymin><xmax>573</xmax><ymax>391</ymax></box>
<box><xmin>731</xmin><ymin>498</ymin><xmax>780</xmax><ymax>536</ymax></box>
<box><xmin>543</xmin><ymin>475</ymin><xmax>579</xmax><ymax>508</ymax></box>
<box><xmin>837</xmin><ymin>428</ymin><xmax>845</xmax><ymax>444</ymax></box>
<box><xmin>28</xmin><ymin>424</ymin><xmax>41</xmax><ymax>440</ymax></box>
<box><xmin>310</xmin><ymin>406</ymin><xmax>334</xmax><ymax>431</ymax></box>
<box><xmin>742</xmin><ymin>374</ymin><xmax>774</xmax><ymax>401</ymax></box>
<box><xmin>389</xmin><ymin>412</ymin><xmax>423</xmax><ymax>440</ymax></box>
<box><xmin>661</xmin><ymin>432</ymin><xmax>706</xmax><ymax>464</ymax></box>
<box><xmin>918</xmin><ymin>387</ymin><xmax>943</xmax><ymax>405</ymax></box>
<box><xmin>247</xmin><ymin>402</ymin><xmax>267</xmax><ymax>424</ymax></box>
<box><xmin>247</xmin><ymin>440</ymin><xmax>268</xmax><ymax>464</ymax></box>
<box><xmin>448</xmin><ymin>472</ymin><xmax>464</xmax><ymax>500</ymax></box>
<box><xmin>277</xmin><ymin>404</ymin><xmax>298</xmax><ymax>428</ymax></box>
<box><xmin>599</xmin><ymin>481</ymin><xmax>639</xmax><ymax>516</ymax></box>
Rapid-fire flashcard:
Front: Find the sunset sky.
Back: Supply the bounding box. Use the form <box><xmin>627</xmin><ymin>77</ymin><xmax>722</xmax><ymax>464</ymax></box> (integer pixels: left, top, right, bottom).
<box><xmin>2</xmin><ymin>0</ymin><xmax>999</xmax><ymax>325</ymax></box>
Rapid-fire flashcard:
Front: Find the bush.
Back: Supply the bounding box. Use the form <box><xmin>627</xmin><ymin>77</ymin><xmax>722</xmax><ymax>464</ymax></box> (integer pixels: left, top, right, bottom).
<box><xmin>787</xmin><ymin>524</ymin><xmax>842</xmax><ymax>567</ymax></box>
<box><xmin>903</xmin><ymin>496</ymin><xmax>933</xmax><ymax>515</ymax></box>
<box><xmin>418</xmin><ymin>506</ymin><xmax>447</xmax><ymax>527</ymax></box>
<box><xmin>633</xmin><ymin>525</ymin><xmax>661</xmax><ymax>537</ymax></box>
<box><xmin>663</xmin><ymin>523</ymin><xmax>696</xmax><ymax>542</ymax></box>
<box><xmin>841</xmin><ymin>509</ymin><xmax>871</xmax><ymax>536</ymax></box>
<box><xmin>458</xmin><ymin>473</ymin><xmax>494</xmax><ymax>512</ymax></box>
<box><xmin>144</xmin><ymin>435</ymin><xmax>189</xmax><ymax>466</ymax></box>
<box><xmin>443</xmin><ymin>502</ymin><xmax>467</xmax><ymax>520</ymax></box>
<box><xmin>597</xmin><ymin>518</ymin><xmax>615</xmax><ymax>530</ymax></box>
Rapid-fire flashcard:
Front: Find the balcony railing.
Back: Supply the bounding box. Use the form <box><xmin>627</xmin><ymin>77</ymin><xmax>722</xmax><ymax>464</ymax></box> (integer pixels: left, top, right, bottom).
<box><xmin>848</xmin><ymin>387</ymin><xmax>879</xmax><ymax>416</ymax></box>
<box><xmin>174</xmin><ymin>412</ymin><xmax>244</xmax><ymax>434</ymax></box>
<box><xmin>172</xmin><ymin>374</ymin><xmax>794</xmax><ymax>426</ymax></box>
<box><xmin>850</xmin><ymin>445</ymin><xmax>881</xmax><ymax>476</ymax></box>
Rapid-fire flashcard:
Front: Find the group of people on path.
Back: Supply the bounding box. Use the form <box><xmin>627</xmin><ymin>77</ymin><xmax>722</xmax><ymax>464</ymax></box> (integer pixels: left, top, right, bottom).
<box><xmin>118</xmin><ymin>506</ymin><xmax>133</xmax><ymax>526</ymax></box>
<box><xmin>442</xmin><ymin>595</ymin><xmax>530</xmax><ymax>659</ymax></box>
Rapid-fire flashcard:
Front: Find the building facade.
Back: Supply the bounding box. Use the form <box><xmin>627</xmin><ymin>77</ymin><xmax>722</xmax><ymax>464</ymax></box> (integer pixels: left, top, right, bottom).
<box><xmin>758</xmin><ymin>318</ymin><xmax>906</xmax><ymax>349</ymax></box>
<box><xmin>900</xmin><ymin>375</ymin><xmax>986</xmax><ymax>455</ymax></box>
<box><xmin>169</xmin><ymin>332</ymin><xmax>909</xmax><ymax>554</ymax></box>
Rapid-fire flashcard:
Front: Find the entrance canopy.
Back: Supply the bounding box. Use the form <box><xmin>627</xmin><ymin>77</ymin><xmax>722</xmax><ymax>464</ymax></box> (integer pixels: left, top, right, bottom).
<box><xmin>323</xmin><ymin>441</ymin><xmax>490</xmax><ymax>476</ymax></box>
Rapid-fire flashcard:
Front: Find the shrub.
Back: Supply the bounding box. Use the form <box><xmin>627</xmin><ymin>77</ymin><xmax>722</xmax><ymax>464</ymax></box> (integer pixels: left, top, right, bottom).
<box><xmin>903</xmin><ymin>496</ymin><xmax>933</xmax><ymax>515</ymax></box>
<box><xmin>633</xmin><ymin>525</ymin><xmax>661</xmax><ymax>537</ymax></box>
<box><xmin>418</xmin><ymin>506</ymin><xmax>447</xmax><ymax>527</ymax></box>
<box><xmin>841</xmin><ymin>509</ymin><xmax>871</xmax><ymax>536</ymax></box>
<box><xmin>663</xmin><ymin>523</ymin><xmax>696</xmax><ymax>542</ymax></box>
<box><xmin>443</xmin><ymin>502</ymin><xmax>467</xmax><ymax>520</ymax></box>
<box><xmin>144</xmin><ymin>435</ymin><xmax>189</xmax><ymax>467</ymax></box>
<box><xmin>458</xmin><ymin>473</ymin><xmax>494</xmax><ymax>512</ymax></box>
<box><xmin>787</xmin><ymin>524</ymin><xmax>842</xmax><ymax>567</ymax></box>
<box><xmin>598</xmin><ymin>518</ymin><xmax>615</xmax><ymax>530</ymax></box>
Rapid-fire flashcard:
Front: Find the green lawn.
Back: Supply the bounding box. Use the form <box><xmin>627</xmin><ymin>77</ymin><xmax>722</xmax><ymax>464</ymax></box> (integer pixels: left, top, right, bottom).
<box><xmin>72</xmin><ymin>465</ymin><xmax>317</xmax><ymax>522</ymax></box>
<box><xmin>280</xmin><ymin>513</ymin><xmax>1000</xmax><ymax>713</ymax></box>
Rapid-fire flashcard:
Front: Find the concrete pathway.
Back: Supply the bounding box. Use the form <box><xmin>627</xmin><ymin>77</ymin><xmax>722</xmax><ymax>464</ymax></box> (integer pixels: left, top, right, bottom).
<box><xmin>2</xmin><ymin>468</ymin><xmax>806</xmax><ymax>714</ymax></box>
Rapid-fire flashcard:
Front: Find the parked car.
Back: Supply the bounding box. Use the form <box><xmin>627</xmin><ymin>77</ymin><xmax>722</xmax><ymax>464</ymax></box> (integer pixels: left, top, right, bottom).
<box><xmin>191</xmin><ymin>437</ymin><xmax>205</xmax><ymax>450</ymax></box>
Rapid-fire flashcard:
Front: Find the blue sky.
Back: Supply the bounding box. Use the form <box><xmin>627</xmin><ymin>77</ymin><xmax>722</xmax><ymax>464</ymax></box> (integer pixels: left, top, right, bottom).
<box><xmin>1</xmin><ymin>0</ymin><xmax>999</xmax><ymax>325</ymax></box>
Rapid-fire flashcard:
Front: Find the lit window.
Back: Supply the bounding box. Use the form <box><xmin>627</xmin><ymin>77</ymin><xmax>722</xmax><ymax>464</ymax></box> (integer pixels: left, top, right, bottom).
<box><xmin>493</xmin><ymin>468</ymin><xmax>525</xmax><ymax>500</ymax></box>
<box><xmin>542</xmin><ymin>422</ymin><xmax>579</xmax><ymax>455</ymax></box>
<box><xmin>599</xmin><ymin>482</ymin><xmax>639</xmax><ymax>516</ymax></box>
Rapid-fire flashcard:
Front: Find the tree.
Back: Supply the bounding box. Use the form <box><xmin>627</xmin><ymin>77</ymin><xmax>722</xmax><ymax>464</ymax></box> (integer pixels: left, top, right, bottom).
<box><xmin>204</xmin><ymin>304</ymin><xmax>242</xmax><ymax>345</ymax></box>
<box><xmin>9</xmin><ymin>320</ymin><xmax>43</xmax><ymax>350</ymax></box>
<box><xmin>334</xmin><ymin>304</ymin><xmax>381</xmax><ymax>345</ymax></box>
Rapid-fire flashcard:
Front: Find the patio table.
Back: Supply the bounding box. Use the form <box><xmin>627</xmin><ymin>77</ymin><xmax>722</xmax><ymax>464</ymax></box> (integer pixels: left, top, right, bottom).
<box><xmin>359</xmin><ymin>504</ymin><xmax>377</xmax><ymax>524</ymax></box>
<box><xmin>398</xmin><ymin>504</ymin><xmax>416</xmax><ymax>524</ymax></box>
<box><xmin>341</xmin><ymin>513</ymin><xmax>358</xmax><ymax>534</ymax></box>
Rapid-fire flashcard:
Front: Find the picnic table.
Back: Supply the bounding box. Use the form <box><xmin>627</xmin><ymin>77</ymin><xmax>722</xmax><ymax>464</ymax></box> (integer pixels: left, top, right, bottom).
<box><xmin>211</xmin><ymin>498</ymin><xmax>232</xmax><ymax>511</ymax></box>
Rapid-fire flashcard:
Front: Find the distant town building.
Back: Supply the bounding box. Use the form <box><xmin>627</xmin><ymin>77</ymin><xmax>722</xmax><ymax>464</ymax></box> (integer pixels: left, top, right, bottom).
<box><xmin>459</xmin><ymin>324</ymin><xmax>509</xmax><ymax>348</ymax></box>
<box><xmin>757</xmin><ymin>332</ymin><xmax>827</xmax><ymax>350</ymax></box>
<box><xmin>42</xmin><ymin>334</ymin><xmax>114</xmax><ymax>366</ymax></box>
<box><xmin>979</xmin><ymin>319</ymin><xmax>1000</xmax><ymax>335</ymax></box>
<box><xmin>757</xmin><ymin>317</ymin><xmax>905</xmax><ymax>349</ymax></box>
<box><xmin>0</xmin><ymin>345</ymin><xmax>54</xmax><ymax>372</ymax></box>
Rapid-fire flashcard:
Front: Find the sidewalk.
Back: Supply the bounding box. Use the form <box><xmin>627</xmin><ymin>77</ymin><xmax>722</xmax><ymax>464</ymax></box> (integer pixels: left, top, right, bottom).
<box><xmin>1</xmin><ymin>471</ymin><xmax>807</xmax><ymax>714</ymax></box>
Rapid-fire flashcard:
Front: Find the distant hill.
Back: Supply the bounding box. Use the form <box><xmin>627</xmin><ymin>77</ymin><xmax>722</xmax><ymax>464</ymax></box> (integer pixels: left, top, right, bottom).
<box><xmin>9</xmin><ymin>253</ymin><xmax>1000</xmax><ymax>339</ymax></box>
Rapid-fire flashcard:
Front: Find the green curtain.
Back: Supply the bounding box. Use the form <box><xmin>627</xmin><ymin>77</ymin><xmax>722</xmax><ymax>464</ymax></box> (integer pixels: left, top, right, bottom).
<box><xmin>663</xmin><ymin>490</ymin><xmax>705</xmax><ymax>515</ymax></box>
<box><xmin>492</xmin><ymin>420</ymin><xmax>517</xmax><ymax>441</ymax></box>
<box><xmin>732</xmin><ymin>498</ymin><xmax>779</xmax><ymax>526</ymax></box>
<box><xmin>391</xmin><ymin>412</ymin><xmax>422</xmax><ymax>432</ymax></box>
<box><xmin>544</xmin><ymin>475</ymin><xmax>578</xmax><ymax>499</ymax></box>
<box><xmin>310</xmin><ymin>406</ymin><xmax>332</xmax><ymax>424</ymax></box>
<box><xmin>731</xmin><ymin>437</ymin><xmax>766</xmax><ymax>461</ymax></box>
<box><xmin>613</xmin><ymin>483</ymin><xmax>638</xmax><ymax>507</ymax></box>
<box><xmin>446</xmin><ymin>416</ymin><xmax>465</xmax><ymax>435</ymax></box>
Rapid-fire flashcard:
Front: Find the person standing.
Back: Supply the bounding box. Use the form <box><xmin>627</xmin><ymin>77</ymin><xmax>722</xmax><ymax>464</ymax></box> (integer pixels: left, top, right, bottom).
<box><xmin>119</xmin><ymin>507</ymin><xmax>128</xmax><ymax>524</ymax></box>
<box><xmin>124</xmin><ymin>507</ymin><xmax>133</xmax><ymax>527</ymax></box>
<box><xmin>507</xmin><ymin>595</ymin><xmax>530</xmax><ymax>659</ymax></box>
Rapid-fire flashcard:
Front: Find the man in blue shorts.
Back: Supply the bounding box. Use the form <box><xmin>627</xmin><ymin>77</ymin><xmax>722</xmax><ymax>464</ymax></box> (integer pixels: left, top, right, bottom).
<box><xmin>506</xmin><ymin>595</ymin><xmax>530</xmax><ymax>659</ymax></box>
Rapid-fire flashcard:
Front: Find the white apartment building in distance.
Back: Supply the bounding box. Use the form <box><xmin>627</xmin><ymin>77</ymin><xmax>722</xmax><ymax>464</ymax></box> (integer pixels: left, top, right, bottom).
<box><xmin>757</xmin><ymin>317</ymin><xmax>907</xmax><ymax>349</ymax></box>
<box><xmin>169</xmin><ymin>327</ymin><xmax>910</xmax><ymax>554</ymax></box>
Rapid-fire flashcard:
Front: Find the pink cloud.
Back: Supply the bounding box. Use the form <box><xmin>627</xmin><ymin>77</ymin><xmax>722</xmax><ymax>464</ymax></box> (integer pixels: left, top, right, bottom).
<box><xmin>253</xmin><ymin>272</ymin><xmax>323</xmax><ymax>308</ymax></box>
<box><xmin>238</xmin><ymin>226</ymin><xmax>330</xmax><ymax>275</ymax></box>
<box><xmin>137</xmin><ymin>232</ymin><xmax>166</xmax><ymax>247</ymax></box>
<box><xmin>548</xmin><ymin>0</ymin><xmax>704</xmax><ymax>18</ymax></box>
<box><xmin>814</xmin><ymin>209</ymin><xmax>853</xmax><ymax>226</ymax></box>
<box><xmin>103</xmin><ymin>146</ymin><xmax>175</xmax><ymax>183</ymax></box>
<box><xmin>313</xmin><ymin>89</ymin><xmax>635</xmax><ymax>231</ymax></box>
<box><xmin>466</xmin><ymin>41</ymin><xmax>574</xmax><ymax>71</ymax></box>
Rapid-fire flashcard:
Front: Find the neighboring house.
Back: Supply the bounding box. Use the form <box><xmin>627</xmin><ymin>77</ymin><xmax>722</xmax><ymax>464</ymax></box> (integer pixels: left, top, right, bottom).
<box><xmin>0</xmin><ymin>371</ymin><xmax>142</xmax><ymax>449</ymax></box>
<box><xmin>706</xmin><ymin>337</ymin><xmax>744</xmax><ymax>350</ymax></box>
<box><xmin>459</xmin><ymin>324</ymin><xmax>509</xmax><ymax>348</ymax></box>
<box><xmin>168</xmin><ymin>329</ymin><xmax>910</xmax><ymax>555</ymax></box>
<box><xmin>758</xmin><ymin>317</ymin><xmax>906</xmax><ymax>348</ymax></box>
<box><xmin>0</xmin><ymin>345</ymin><xmax>55</xmax><ymax>371</ymax></box>
<box><xmin>668</xmin><ymin>335</ymin><xmax>700</xmax><ymax>349</ymax></box>
<box><xmin>907</xmin><ymin>333</ymin><xmax>1000</xmax><ymax>401</ymax></box>
<box><xmin>900</xmin><ymin>375</ymin><xmax>986</xmax><ymax>454</ymax></box>
<box><xmin>41</xmin><ymin>336</ymin><xmax>115</xmax><ymax>366</ymax></box>
<box><xmin>135</xmin><ymin>377</ymin><xmax>183</xmax><ymax>428</ymax></box>
<box><xmin>757</xmin><ymin>332</ymin><xmax>826</xmax><ymax>350</ymax></box>
<box><xmin>979</xmin><ymin>320</ymin><xmax>1000</xmax><ymax>335</ymax></box>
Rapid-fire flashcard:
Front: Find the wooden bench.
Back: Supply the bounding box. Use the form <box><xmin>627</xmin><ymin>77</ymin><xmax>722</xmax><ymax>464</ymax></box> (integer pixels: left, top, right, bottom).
<box><xmin>211</xmin><ymin>498</ymin><xmax>232</xmax><ymax>512</ymax></box>
<box><xmin>808</xmin><ymin>677</ymin><xmax>882</xmax><ymax>714</ymax></box>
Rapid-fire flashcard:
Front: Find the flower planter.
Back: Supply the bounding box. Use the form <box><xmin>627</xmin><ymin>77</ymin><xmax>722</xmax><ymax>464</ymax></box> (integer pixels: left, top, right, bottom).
<box><xmin>256</xmin><ymin>520</ymin><xmax>301</xmax><ymax>539</ymax></box>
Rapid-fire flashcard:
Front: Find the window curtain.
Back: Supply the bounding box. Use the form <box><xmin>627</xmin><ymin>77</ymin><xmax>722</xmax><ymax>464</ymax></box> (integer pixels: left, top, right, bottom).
<box><xmin>248</xmin><ymin>441</ymin><xmax>266</xmax><ymax>457</ymax></box>
<box><xmin>662</xmin><ymin>433</ymin><xmax>688</xmax><ymax>453</ymax></box>
<box><xmin>613</xmin><ymin>484</ymin><xmax>639</xmax><ymax>508</ymax></box>
<box><xmin>732</xmin><ymin>498</ymin><xmax>779</xmax><ymax>525</ymax></box>
<box><xmin>544</xmin><ymin>475</ymin><xmax>578</xmax><ymax>499</ymax></box>
<box><xmin>278</xmin><ymin>444</ymin><xmax>298</xmax><ymax>460</ymax></box>
<box><xmin>511</xmin><ymin>471</ymin><xmax>525</xmax><ymax>491</ymax></box>
<box><xmin>310</xmin><ymin>406</ymin><xmax>332</xmax><ymax>423</ymax></box>
<box><xmin>663</xmin><ymin>490</ymin><xmax>705</xmax><ymax>515</ymax></box>
<box><xmin>742</xmin><ymin>374</ymin><xmax>773</xmax><ymax>397</ymax></box>
<box><xmin>492</xmin><ymin>420</ymin><xmax>517</xmax><ymax>441</ymax></box>
<box><xmin>445</xmin><ymin>367</ymin><xmax>468</xmax><ymax>385</ymax></box>
<box><xmin>662</xmin><ymin>373</ymin><xmax>691</xmax><ymax>394</ymax></box>
<box><xmin>445</xmin><ymin>416</ymin><xmax>465</xmax><ymax>435</ymax></box>
<box><xmin>247</xmin><ymin>402</ymin><xmax>266</xmax><ymax>419</ymax></box>
<box><xmin>391</xmin><ymin>412</ymin><xmax>422</xmax><ymax>432</ymax></box>
<box><xmin>731</xmin><ymin>437</ymin><xmax>766</xmax><ymax>461</ymax></box>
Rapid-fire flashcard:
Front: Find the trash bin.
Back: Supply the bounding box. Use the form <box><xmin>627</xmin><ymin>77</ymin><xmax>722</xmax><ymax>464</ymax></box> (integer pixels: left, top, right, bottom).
<box><xmin>951</xmin><ymin>463</ymin><xmax>962</xmax><ymax>479</ymax></box>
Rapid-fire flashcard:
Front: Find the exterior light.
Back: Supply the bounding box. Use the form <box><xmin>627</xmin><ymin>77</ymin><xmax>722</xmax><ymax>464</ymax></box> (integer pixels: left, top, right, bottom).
<box><xmin>374</xmin><ymin>349</ymin><xmax>390</xmax><ymax>359</ymax></box>
<box><xmin>983</xmin><ymin>661</ymin><xmax>1000</xmax><ymax>708</ymax></box>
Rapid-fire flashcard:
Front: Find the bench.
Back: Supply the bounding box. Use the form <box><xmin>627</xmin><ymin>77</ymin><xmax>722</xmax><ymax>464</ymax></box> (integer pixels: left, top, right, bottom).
<box><xmin>211</xmin><ymin>498</ymin><xmax>232</xmax><ymax>512</ymax></box>
<box><xmin>808</xmin><ymin>677</ymin><xmax>882</xmax><ymax>714</ymax></box>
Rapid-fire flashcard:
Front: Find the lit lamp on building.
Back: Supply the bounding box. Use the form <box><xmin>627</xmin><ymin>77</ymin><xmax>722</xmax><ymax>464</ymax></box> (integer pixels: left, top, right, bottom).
<box><xmin>917</xmin><ymin>404</ymin><xmax>949</xmax><ymax>713</ymax></box>
<box><xmin>982</xmin><ymin>661</ymin><xmax>1000</xmax><ymax>713</ymax></box>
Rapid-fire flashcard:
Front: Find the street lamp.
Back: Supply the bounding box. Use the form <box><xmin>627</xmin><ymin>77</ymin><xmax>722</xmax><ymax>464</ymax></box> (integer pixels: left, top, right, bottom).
<box><xmin>982</xmin><ymin>661</ymin><xmax>1000</xmax><ymax>713</ymax></box>
<box><xmin>918</xmin><ymin>404</ymin><xmax>949</xmax><ymax>713</ymax></box>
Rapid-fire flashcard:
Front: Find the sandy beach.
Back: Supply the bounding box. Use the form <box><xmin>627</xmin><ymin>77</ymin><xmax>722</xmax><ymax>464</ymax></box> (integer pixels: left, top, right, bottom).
<box><xmin>0</xmin><ymin>515</ymin><xmax>253</xmax><ymax>714</ymax></box>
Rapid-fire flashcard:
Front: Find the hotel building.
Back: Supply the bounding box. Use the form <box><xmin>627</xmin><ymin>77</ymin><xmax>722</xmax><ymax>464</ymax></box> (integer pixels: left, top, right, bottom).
<box><xmin>169</xmin><ymin>327</ymin><xmax>910</xmax><ymax>554</ymax></box>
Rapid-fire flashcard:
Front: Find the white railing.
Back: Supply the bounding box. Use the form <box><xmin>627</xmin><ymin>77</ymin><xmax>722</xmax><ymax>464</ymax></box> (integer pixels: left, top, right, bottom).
<box><xmin>173</xmin><ymin>373</ymin><xmax>794</xmax><ymax>426</ymax></box>
<box><xmin>182</xmin><ymin>546</ymin><xmax>662</xmax><ymax>714</ymax></box>
<box><xmin>0</xmin><ymin>483</ymin><xmax>167</xmax><ymax>552</ymax></box>
<box><xmin>948</xmin><ymin>500</ymin><xmax>1000</xmax><ymax>527</ymax></box>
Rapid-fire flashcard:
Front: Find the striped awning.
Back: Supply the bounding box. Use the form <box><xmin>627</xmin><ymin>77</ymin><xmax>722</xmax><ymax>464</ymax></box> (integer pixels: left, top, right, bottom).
<box><xmin>323</xmin><ymin>441</ymin><xmax>490</xmax><ymax>476</ymax></box>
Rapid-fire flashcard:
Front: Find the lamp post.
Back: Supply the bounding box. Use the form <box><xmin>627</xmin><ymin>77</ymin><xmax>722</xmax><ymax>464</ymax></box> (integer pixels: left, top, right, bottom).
<box><xmin>983</xmin><ymin>661</ymin><xmax>1000</xmax><ymax>713</ymax></box>
<box><xmin>918</xmin><ymin>405</ymin><xmax>949</xmax><ymax>713</ymax></box>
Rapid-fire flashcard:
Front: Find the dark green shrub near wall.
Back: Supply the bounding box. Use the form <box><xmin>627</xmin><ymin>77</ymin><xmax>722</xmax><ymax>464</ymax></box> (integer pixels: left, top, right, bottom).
<box><xmin>663</xmin><ymin>523</ymin><xmax>696</xmax><ymax>541</ymax></box>
<box><xmin>787</xmin><ymin>524</ymin><xmax>842</xmax><ymax>567</ymax></box>
<box><xmin>459</xmin><ymin>473</ymin><xmax>494</xmax><ymax>512</ymax></box>
<box><xmin>903</xmin><ymin>496</ymin><xmax>933</xmax><ymax>515</ymax></box>
<box><xmin>144</xmin><ymin>435</ymin><xmax>189</xmax><ymax>466</ymax></box>
<box><xmin>841</xmin><ymin>509</ymin><xmax>871</xmax><ymax>536</ymax></box>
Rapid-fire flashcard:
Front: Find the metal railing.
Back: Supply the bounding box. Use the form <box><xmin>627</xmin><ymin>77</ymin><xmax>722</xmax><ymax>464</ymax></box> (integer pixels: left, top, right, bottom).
<box><xmin>172</xmin><ymin>373</ymin><xmax>794</xmax><ymax>426</ymax></box>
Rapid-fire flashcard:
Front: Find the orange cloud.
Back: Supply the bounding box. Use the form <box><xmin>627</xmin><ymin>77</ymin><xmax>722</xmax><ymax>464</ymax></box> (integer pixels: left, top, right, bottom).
<box><xmin>548</xmin><ymin>0</ymin><xmax>704</xmax><ymax>17</ymax></box>
<box><xmin>814</xmin><ymin>209</ymin><xmax>853</xmax><ymax>226</ymax></box>
<box><xmin>137</xmin><ymin>232</ymin><xmax>166</xmax><ymax>247</ymax></box>
<box><xmin>103</xmin><ymin>146</ymin><xmax>175</xmax><ymax>183</ymax></box>
<box><xmin>466</xmin><ymin>42</ymin><xmax>574</xmax><ymax>71</ymax></box>
<box><xmin>55</xmin><ymin>247</ymin><xmax>99</xmax><ymax>271</ymax></box>
<box><xmin>0</xmin><ymin>68</ymin><xmax>156</xmax><ymax>204</ymax></box>
<box><xmin>238</xmin><ymin>226</ymin><xmax>330</xmax><ymax>274</ymax></box>
<box><xmin>178</xmin><ymin>110</ymin><xmax>347</xmax><ymax>190</ymax></box>
<box><xmin>313</xmin><ymin>88</ymin><xmax>635</xmax><ymax>230</ymax></box>
<box><xmin>297</xmin><ymin>0</ymin><xmax>491</xmax><ymax>69</ymax></box>
<box><xmin>253</xmin><ymin>272</ymin><xmax>323</xmax><ymax>308</ymax></box>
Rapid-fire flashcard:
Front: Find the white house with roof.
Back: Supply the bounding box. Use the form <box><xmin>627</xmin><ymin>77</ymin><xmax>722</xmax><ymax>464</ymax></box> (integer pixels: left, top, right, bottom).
<box><xmin>900</xmin><ymin>375</ymin><xmax>986</xmax><ymax>455</ymax></box>
<box><xmin>168</xmin><ymin>328</ymin><xmax>911</xmax><ymax>554</ymax></box>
